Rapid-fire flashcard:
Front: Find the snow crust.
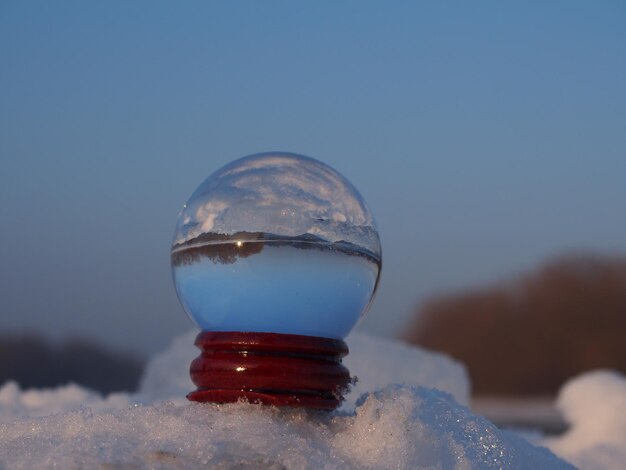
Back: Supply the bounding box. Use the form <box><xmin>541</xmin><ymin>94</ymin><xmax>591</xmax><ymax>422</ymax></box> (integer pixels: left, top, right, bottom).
<box><xmin>0</xmin><ymin>331</ymin><xmax>573</xmax><ymax>469</ymax></box>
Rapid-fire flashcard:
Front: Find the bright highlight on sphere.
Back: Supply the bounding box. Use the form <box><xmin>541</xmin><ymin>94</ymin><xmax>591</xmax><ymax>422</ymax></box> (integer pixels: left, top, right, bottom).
<box><xmin>171</xmin><ymin>152</ymin><xmax>382</xmax><ymax>339</ymax></box>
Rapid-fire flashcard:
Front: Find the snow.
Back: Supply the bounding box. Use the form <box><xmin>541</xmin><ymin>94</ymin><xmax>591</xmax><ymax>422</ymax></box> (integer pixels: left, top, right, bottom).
<box><xmin>343</xmin><ymin>332</ymin><xmax>471</xmax><ymax>409</ymax></box>
<box><xmin>0</xmin><ymin>331</ymin><xmax>580</xmax><ymax>469</ymax></box>
<box><xmin>0</xmin><ymin>385</ymin><xmax>570</xmax><ymax>470</ymax></box>
<box><xmin>544</xmin><ymin>370</ymin><xmax>626</xmax><ymax>470</ymax></box>
<box><xmin>0</xmin><ymin>381</ymin><xmax>132</xmax><ymax>420</ymax></box>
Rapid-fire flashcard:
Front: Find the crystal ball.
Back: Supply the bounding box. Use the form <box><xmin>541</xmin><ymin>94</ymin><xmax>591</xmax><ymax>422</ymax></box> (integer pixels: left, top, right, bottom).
<box><xmin>171</xmin><ymin>152</ymin><xmax>382</xmax><ymax>339</ymax></box>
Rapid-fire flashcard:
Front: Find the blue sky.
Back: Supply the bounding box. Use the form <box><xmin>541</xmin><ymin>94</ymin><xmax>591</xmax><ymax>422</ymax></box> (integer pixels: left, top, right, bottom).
<box><xmin>1</xmin><ymin>1</ymin><xmax>625</xmax><ymax>355</ymax></box>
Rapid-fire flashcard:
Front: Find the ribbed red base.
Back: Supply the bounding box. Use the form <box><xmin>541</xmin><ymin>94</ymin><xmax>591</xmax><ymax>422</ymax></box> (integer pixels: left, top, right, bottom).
<box><xmin>187</xmin><ymin>331</ymin><xmax>351</xmax><ymax>410</ymax></box>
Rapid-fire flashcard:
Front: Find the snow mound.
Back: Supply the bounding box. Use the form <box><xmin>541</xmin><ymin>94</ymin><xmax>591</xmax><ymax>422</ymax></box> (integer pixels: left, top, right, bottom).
<box><xmin>0</xmin><ymin>331</ymin><xmax>573</xmax><ymax>468</ymax></box>
<box><xmin>137</xmin><ymin>329</ymin><xmax>197</xmax><ymax>405</ymax></box>
<box><xmin>0</xmin><ymin>385</ymin><xmax>570</xmax><ymax>469</ymax></box>
<box><xmin>0</xmin><ymin>381</ymin><xmax>133</xmax><ymax>420</ymax></box>
<box><xmin>544</xmin><ymin>370</ymin><xmax>626</xmax><ymax>470</ymax></box>
<box><xmin>343</xmin><ymin>332</ymin><xmax>470</xmax><ymax>408</ymax></box>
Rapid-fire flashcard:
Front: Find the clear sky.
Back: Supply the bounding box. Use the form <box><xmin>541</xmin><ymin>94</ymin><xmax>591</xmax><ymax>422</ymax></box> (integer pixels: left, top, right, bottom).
<box><xmin>1</xmin><ymin>1</ymin><xmax>625</xmax><ymax>356</ymax></box>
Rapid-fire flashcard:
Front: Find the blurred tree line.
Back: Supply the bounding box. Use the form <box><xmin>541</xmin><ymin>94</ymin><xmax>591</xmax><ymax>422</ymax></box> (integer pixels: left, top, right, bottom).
<box><xmin>0</xmin><ymin>335</ymin><xmax>144</xmax><ymax>394</ymax></box>
<box><xmin>406</xmin><ymin>253</ymin><xmax>626</xmax><ymax>396</ymax></box>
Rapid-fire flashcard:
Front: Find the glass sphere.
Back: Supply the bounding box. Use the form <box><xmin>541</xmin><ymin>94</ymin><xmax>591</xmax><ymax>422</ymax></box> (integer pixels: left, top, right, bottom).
<box><xmin>171</xmin><ymin>152</ymin><xmax>382</xmax><ymax>339</ymax></box>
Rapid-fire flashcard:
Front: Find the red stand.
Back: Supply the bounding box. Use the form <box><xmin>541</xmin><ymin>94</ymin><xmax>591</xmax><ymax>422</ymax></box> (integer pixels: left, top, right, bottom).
<box><xmin>187</xmin><ymin>331</ymin><xmax>351</xmax><ymax>410</ymax></box>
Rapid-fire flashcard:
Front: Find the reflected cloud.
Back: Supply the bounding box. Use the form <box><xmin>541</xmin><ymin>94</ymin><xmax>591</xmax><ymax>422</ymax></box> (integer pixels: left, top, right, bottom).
<box><xmin>172</xmin><ymin>152</ymin><xmax>380</xmax><ymax>256</ymax></box>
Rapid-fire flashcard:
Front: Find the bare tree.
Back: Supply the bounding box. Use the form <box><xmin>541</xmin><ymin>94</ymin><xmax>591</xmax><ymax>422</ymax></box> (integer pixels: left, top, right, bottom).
<box><xmin>405</xmin><ymin>254</ymin><xmax>626</xmax><ymax>396</ymax></box>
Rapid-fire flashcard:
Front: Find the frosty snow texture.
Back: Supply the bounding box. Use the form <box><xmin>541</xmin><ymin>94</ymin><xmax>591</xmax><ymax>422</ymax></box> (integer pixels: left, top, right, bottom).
<box><xmin>0</xmin><ymin>332</ymin><xmax>583</xmax><ymax>469</ymax></box>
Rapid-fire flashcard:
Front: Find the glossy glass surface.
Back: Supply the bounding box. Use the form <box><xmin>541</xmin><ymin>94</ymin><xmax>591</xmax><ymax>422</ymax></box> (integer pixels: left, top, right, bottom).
<box><xmin>171</xmin><ymin>152</ymin><xmax>381</xmax><ymax>338</ymax></box>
